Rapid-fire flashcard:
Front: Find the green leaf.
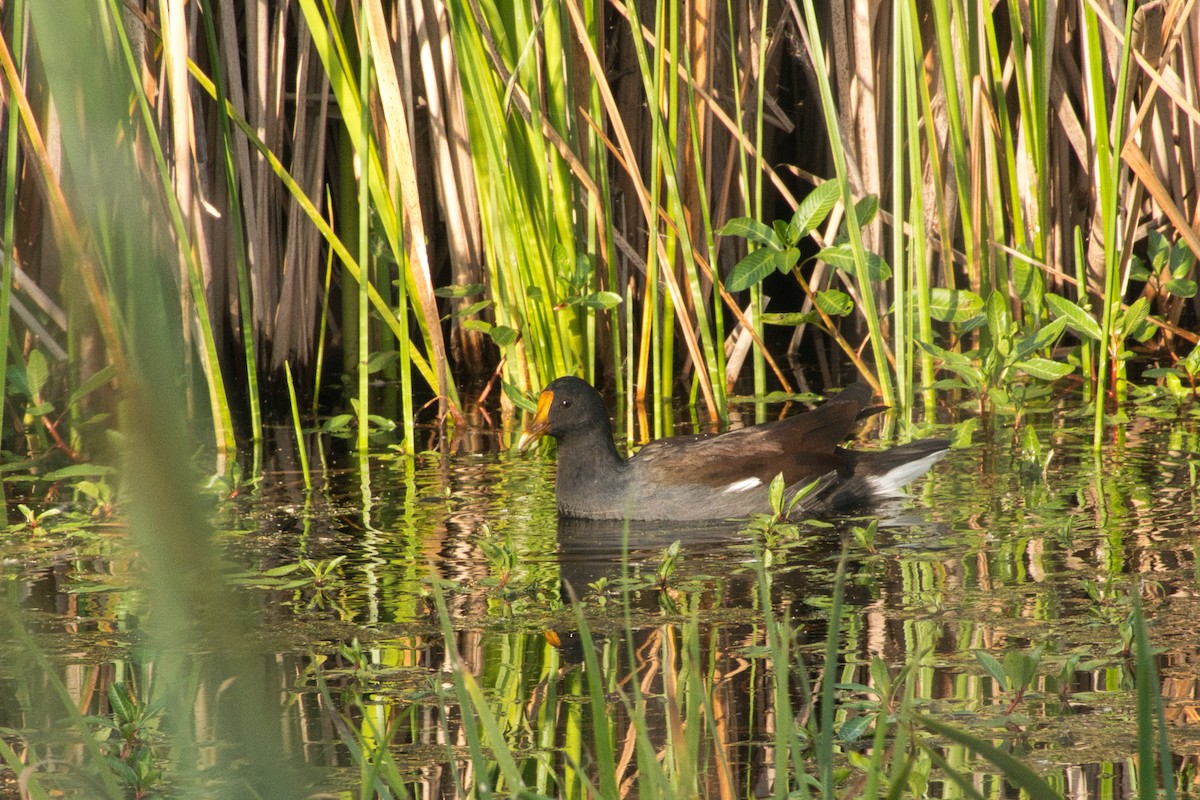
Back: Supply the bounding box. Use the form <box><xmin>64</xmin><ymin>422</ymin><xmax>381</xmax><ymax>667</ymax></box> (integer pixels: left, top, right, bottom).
<box><xmin>1045</xmin><ymin>293</ymin><xmax>1102</xmax><ymax>341</ymax></box>
<box><xmin>973</xmin><ymin>650</ymin><xmax>1008</xmax><ymax>691</ymax></box>
<box><xmin>1014</xmin><ymin>317</ymin><xmax>1067</xmax><ymax>360</ymax></box>
<box><xmin>716</xmin><ymin>217</ymin><xmax>781</xmax><ymax>249</ymax></box>
<box><xmin>814</xmin><ymin>289</ymin><xmax>853</xmax><ymax>317</ymax></box>
<box><xmin>815</xmin><ymin>243</ymin><xmax>855</xmax><ymax>271</ymax></box>
<box><xmin>1021</xmin><ymin>424</ymin><xmax>1042</xmax><ymax>462</ymax></box>
<box><xmin>853</xmin><ymin>194</ymin><xmax>879</xmax><ymax>228</ymax></box>
<box><xmin>433</xmin><ymin>283</ymin><xmax>485</xmax><ymax>298</ymax></box>
<box><xmin>571</xmin><ymin>291</ymin><xmax>622</xmax><ymax>310</ymax></box>
<box><xmin>866</xmin><ymin>253</ymin><xmax>891</xmax><ymax>281</ymax></box>
<box><xmin>450</xmin><ymin>299</ymin><xmax>493</xmax><ymax>318</ymax></box>
<box><xmin>502</xmin><ymin>381</ymin><xmax>537</xmax><ymax>413</ymax></box>
<box><xmin>1128</xmin><ymin>254</ymin><xmax>1151</xmax><ymax>282</ymax></box>
<box><xmin>489</xmin><ymin>325</ymin><xmax>519</xmax><ymax>348</ymax></box>
<box><xmin>551</xmin><ymin>241</ymin><xmax>572</xmax><ymax>273</ymax></box>
<box><xmin>1119</xmin><ymin>296</ymin><xmax>1151</xmax><ymax>340</ymax></box>
<box><xmin>927</xmin><ymin>288</ymin><xmax>984</xmax><ymax>323</ymax></box>
<box><xmin>985</xmin><ymin>290</ymin><xmax>1011</xmax><ymax>341</ymax></box>
<box><xmin>365</xmin><ymin>350</ymin><xmax>399</xmax><ymax>374</ymax></box>
<box><xmin>773</xmin><ymin>248</ymin><xmax>801</xmax><ymax>275</ymax></box>
<box><xmin>26</xmin><ymin>350</ymin><xmax>48</xmax><ymax>399</ymax></box>
<box><xmin>1148</xmin><ymin>230</ymin><xmax>1169</xmax><ymax>272</ymax></box>
<box><xmin>768</xmin><ymin>473</ymin><xmax>785</xmax><ymax>515</ymax></box>
<box><xmin>772</xmin><ymin>219</ymin><xmax>792</xmax><ymax>247</ymax></box>
<box><xmin>725</xmin><ymin>248</ymin><xmax>778</xmax><ymax>292</ymax></box>
<box><xmin>462</xmin><ymin>319</ymin><xmax>493</xmax><ymax>334</ymax></box>
<box><xmin>321</xmin><ymin>413</ymin><xmax>354</xmax><ymax>432</ymax></box>
<box><xmin>1165</xmin><ymin>278</ymin><xmax>1197</xmax><ymax>298</ymax></box>
<box><xmin>1016</xmin><ymin>357</ymin><xmax>1074</xmax><ymax>381</ymax></box>
<box><xmin>42</xmin><ymin>464</ymin><xmax>115</xmax><ymax>481</ymax></box>
<box><xmin>1171</xmin><ymin>241</ymin><xmax>1196</xmax><ymax>279</ymax></box>
<box><xmin>67</xmin><ymin>365</ymin><xmax>117</xmax><ymax>409</ymax></box>
<box><xmin>790</xmin><ymin>178</ymin><xmax>843</xmax><ymax>237</ymax></box>
<box><xmin>1004</xmin><ymin>646</ymin><xmax>1043</xmax><ymax>691</ymax></box>
<box><xmin>761</xmin><ymin>311</ymin><xmax>823</xmax><ymax>326</ymax></box>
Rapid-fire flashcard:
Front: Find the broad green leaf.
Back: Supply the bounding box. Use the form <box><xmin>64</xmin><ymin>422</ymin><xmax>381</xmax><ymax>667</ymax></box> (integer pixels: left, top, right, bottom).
<box><xmin>815</xmin><ymin>289</ymin><xmax>853</xmax><ymax>316</ymax></box>
<box><xmin>761</xmin><ymin>311</ymin><xmax>823</xmax><ymax>326</ymax></box>
<box><xmin>67</xmin><ymin>365</ymin><xmax>118</xmax><ymax>409</ymax></box>
<box><xmin>1148</xmin><ymin>230</ymin><xmax>1169</xmax><ymax>271</ymax></box>
<box><xmin>725</xmin><ymin>248</ymin><xmax>777</xmax><ymax>292</ymax></box>
<box><xmin>1017</xmin><ymin>358</ymin><xmax>1074</xmax><ymax>381</ymax></box>
<box><xmin>573</xmin><ymin>253</ymin><xmax>595</xmax><ymax>285</ymax></box>
<box><xmin>572</xmin><ymin>291</ymin><xmax>623</xmax><ymax>310</ymax></box>
<box><xmin>927</xmin><ymin>288</ymin><xmax>984</xmax><ymax>323</ymax></box>
<box><xmin>489</xmin><ymin>325</ymin><xmax>519</xmax><ymax>348</ymax></box>
<box><xmin>768</xmin><ymin>472</ymin><xmax>785</xmax><ymax>515</ymax></box>
<box><xmin>816</xmin><ymin>243</ymin><xmax>855</xmax><ymax>270</ymax></box>
<box><xmin>433</xmin><ymin>283</ymin><xmax>485</xmax><ymax>298</ymax></box>
<box><xmin>917</xmin><ymin>339</ymin><xmax>974</xmax><ymax>370</ymax></box>
<box><xmin>551</xmin><ymin>242</ymin><xmax>572</xmax><ymax>272</ymax></box>
<box><xmin>717</xmin><ymin>217</ymin><xmax>781</xmax><ymax>249</ymax></box>
<box><xmin>1165</xmin><ymin>278</ymin><xmax>1197</xmax><ymax>298</ymax></box>
<box><xmin>1045</xmin><ymin>293</ymin><xmax>1102</xmax><ymax>340</ymax></box>
<box><xmin>773</xmin><ymin>248</ymin><xmax>801</xmax><ymax>275</ymax></box>
<box><xmin>43</xmin><ymin>463</ymin><xmax>116</xmax><ymax>481</ymax></box>
<box><xmin>502</xmin><ymin>381</ymin><xmax>538</xmax><ymax>413</ymax></box>
<box><xmin>365</xmin><ymin>351</ymin><xmax>399</xmax><ymax>374</ymax></box>
<box><xmin>973</xmin><ymin>651</ymin><xmax>1008</xmax><ymax>690</ymax></box>
<box><xmin>1015</xmin><ymin>317</ymin><xmax>1067</xmax><ymax>360</ymax></box>
<box><xmin>866</xmin><ymin>253</ymin><xmax>891</xmax><ymax>281</ymax></box>
<box><xmin>108</xmin><ymin>684</ymin><xmax>137</xmax><ymax>722</ymax></box>
<box><xmin>853</xmin><ymin>194</ymin><xmax>879</xmax><ymax>228</ymax></box>
<box><xmin>26</xmin><ymin>350</ymin><xmax>48</xmax><ymax>399</ymax></box>
<box><xmin>985</xmin><ymin>290</ymin><xmax>1011</xmax><ymax>341</ymax></box>
<box><xmin>790</xmin><ymin>178</ymin><xmax>843</xmax><ymax>237</ymax></box>
<box><xmin>1128</xmin><ymin>254</ymin><xmax>1151</xmax><ymax>282</ymax></box>
<box><xmin>1004</xmin><ymin>646</ymin><xmax>1043</xmax><ymax>690</ymax></box>
<box><xmin>772</xmin><ymin>219</ymin><xmax>792</xmax><ymax>247</ymax></box>
<box><xmin>462</xmin><ymin>319</ymin><xmax>493</xmax><ymax>334</ymax></box>
<box><xmin>1171</xmin><ymin>240</ymin><xmax>1196</xmax><ymax>278</ymax></box>
<box><xmin>450</xmin><ymin>299</ymin><xmax>493</xmax><ymax>318</ymax></box>
<box><xmin>321</xmin><ymin>414</ymin><xmax>353</xmax><ymax>432</ymax></box>
<box><xmin>1021</xmin><ymin>425</ymin><xmax>1043</xmax><ymax>461</ymax></box>
<box><xmin>1119</xmin><ymin>296</ymin><xmax>1151</xmax><ymax>340</ymax></box>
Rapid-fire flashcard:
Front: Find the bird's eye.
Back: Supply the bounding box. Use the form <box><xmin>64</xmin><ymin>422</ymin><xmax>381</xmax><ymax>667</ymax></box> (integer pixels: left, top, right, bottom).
<box><xmin>560</xmin><ymin>398</ymin><xmax>572</xmax><ymax>408</ymax></box>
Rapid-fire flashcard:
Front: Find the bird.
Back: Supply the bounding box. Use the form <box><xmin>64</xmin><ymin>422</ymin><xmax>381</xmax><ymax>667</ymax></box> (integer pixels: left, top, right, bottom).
<box><xmin>517</xmin><ymin>376</ymin><xmax>949</xmax><ymax>522</ymax></box>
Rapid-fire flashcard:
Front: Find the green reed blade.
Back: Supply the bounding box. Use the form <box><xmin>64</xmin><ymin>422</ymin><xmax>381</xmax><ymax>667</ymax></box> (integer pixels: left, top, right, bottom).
<box><xmin>799</xmin><ymin>0</ymin><xmax>893</xmax><ymax>403</ymax></box>
<box><xmin>197</xmin><ymin>0</ymin><xmax>263</xmax><ymax>446</ymax></box>
<box><xmin>0</xmin><ymin>0</ymin><xmax>23</xmax><ymax>496</ymax></box>
<box><xmin>356</xmin><ymin>3</ymin><xmax>371</xmax><ymax>454</ymax></box>
<box><xmin>103</xmin><ymin>0</ymin><xmax>237</xmax><ymax>458</ymax></box>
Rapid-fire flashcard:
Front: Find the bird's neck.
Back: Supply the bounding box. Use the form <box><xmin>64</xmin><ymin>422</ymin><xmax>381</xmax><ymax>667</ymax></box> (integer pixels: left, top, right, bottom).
<box><xmin>556</xmin><ymin>425</ymin><xmax>624</xmax><ymax>476</ymax></box>
<box><xmin>553</xmin><ymin>427</ymin><xmax>628</xmax><ymax>516</ymax></box>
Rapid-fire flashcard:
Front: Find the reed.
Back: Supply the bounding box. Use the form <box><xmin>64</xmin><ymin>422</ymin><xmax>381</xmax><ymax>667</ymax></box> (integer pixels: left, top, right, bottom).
<box><xmin>3</xmin><ymin>0</ymin><xmax>1200</xmax><ymax>469</ymax></box>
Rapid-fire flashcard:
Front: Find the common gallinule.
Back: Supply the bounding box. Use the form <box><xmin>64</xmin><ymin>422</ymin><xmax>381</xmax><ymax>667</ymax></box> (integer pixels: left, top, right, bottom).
<box><xmin>518</xmin><ymin>376</ymin><xmax>949</xmax><ymax>521</ymax></box>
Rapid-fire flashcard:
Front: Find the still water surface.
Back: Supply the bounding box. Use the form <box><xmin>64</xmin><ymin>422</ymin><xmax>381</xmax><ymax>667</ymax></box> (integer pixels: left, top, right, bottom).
<box><xmin>3</xmin><ymin>407</ymin><xmax>1200</xmax><ymax>797</ymax></box>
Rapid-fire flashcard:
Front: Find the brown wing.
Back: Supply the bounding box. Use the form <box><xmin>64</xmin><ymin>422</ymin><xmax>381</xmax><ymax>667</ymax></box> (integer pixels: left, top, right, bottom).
<box><xmin>627</xmin><ymin>384</ymin><xmax>870</xmax><ymax>490</ymax></box>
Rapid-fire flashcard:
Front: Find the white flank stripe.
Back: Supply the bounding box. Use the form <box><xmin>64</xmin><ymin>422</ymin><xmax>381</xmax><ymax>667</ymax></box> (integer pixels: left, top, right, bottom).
<box><xmin>865</xmin><ymin>451</ymin><xmax>948</xmax><ymax>497</ymax></box>
<box><xmin>721</xmin><ymin>476</ymin><xmax>763</xmax><ymax>494</ymax></box>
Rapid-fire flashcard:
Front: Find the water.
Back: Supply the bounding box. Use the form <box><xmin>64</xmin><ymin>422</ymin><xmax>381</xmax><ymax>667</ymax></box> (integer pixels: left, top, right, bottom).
<box><xmin>2</xmin><ymin>409</ymin><xmax>1200</xmax><ymax>798</ymax></box>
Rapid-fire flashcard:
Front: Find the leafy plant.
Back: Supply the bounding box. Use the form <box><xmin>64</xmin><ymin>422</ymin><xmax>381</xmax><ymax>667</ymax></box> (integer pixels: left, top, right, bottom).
<box><xmin>86</xmin><ymin>682</ymin><xmax>165</xmax><ymax>799</ymax></box>
<box><xmin>921</xmin><ymin>288</ymin><xmax>1072</xmax><ymax>418</ymax></box>
<box><xmin>973</xmin><ymin>645</ymin><xmax>1045</xmax><ymax>714</ymax></box>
